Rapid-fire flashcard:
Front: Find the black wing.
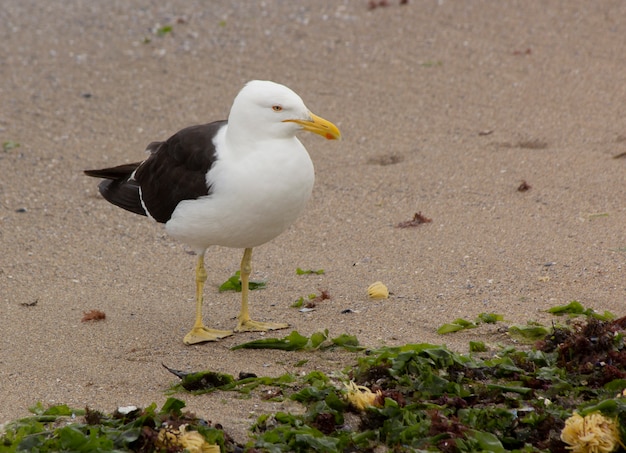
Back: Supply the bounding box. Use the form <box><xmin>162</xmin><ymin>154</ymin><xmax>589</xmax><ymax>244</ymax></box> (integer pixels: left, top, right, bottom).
<box><xmin>133</xmin><ymin>121</ymin><xmax>226</xmax><ymax>223</ymax></box>
<box><xmin>85</xmin><ymin>120</ymin><xmax>226</xmax><ymax>223</ymax></box>
<box><xmin>84</xmin><ymin>163</ymin><xmax>146</xmax><ymax>217</ymax></box>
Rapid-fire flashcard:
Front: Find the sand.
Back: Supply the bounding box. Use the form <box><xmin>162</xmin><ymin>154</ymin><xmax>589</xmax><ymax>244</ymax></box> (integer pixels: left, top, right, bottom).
<box><xmin>1</xmin><ymin>0</ymin><xmax>625</xmax><ymax>444</ymax></box>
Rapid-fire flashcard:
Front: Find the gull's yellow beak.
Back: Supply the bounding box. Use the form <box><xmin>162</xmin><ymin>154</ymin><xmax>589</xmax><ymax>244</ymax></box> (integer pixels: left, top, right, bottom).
<box><xmin>284</xmin><ymin>112</ymin><xmax>341</xmax><ymax>140</ymax></box>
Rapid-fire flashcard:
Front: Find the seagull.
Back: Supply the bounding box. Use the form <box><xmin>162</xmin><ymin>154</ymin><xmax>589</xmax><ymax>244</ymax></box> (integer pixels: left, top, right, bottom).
<box><xmin>85</xmin><ymin>80</ymin><xmax>341</xmax><ymax>344</ymax></box>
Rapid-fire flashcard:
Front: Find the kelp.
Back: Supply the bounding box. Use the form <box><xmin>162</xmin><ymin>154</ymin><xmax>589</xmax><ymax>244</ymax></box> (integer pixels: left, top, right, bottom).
<box><xmin>4</xmin><ymin>305</ymin><xmax>626</xmax><ymax>452</ymax></box>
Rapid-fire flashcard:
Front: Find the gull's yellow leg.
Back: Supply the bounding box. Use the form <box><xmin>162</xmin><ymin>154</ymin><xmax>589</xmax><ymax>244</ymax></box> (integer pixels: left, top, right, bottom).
<box><xmin>235</xmin><ymin>248</ymin><xmax>289</xmax><ymax>332</ymax></box>
<box><xmin>183</xmin><ymin>252</ymin><xmax>233</xmax><ymax>344</ymax></box>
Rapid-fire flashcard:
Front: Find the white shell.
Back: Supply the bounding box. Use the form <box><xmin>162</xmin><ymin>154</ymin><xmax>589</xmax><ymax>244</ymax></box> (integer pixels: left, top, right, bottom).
<box><xmin>117</xmin><ymin>405</ymin><xmax>138</xmax><ymax>415</ymax></box>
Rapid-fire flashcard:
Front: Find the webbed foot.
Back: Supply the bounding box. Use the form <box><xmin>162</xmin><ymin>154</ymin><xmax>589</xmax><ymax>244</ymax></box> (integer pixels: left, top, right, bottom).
<box><xmin>234</xmin><ymin>319</ymin><xmax>289</xmax><ymax>333</ymax></box>
<box><xmin>183</xmin><ymin>326</ymin><xmax>233</xmax><ymax>344</ymax></box>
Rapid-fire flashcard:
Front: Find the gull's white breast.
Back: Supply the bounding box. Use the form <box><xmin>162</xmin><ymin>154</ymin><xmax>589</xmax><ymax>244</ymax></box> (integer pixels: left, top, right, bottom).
<box><xmin>165</xmin><ymin>130</ymin><xmax>315</xmax><ymax>252</ymax></box>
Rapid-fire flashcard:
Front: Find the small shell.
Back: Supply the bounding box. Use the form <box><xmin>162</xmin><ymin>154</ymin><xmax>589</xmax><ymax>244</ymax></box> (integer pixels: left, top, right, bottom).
<box><xmin>117</xmin><ymin>405</ymin><xmax>138</xmax><ymax>415</ymax></box>
<box><xmin>367</xmin><ymin>281</ymin><xmax>389</xmax><ymax>299</ymax></box>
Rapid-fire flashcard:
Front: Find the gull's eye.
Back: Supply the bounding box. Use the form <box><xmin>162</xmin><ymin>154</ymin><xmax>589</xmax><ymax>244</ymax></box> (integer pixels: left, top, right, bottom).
<box><xmin>272</xmin><ymin>105</ymin><xmax>283</xmax><ymax>112</ymax></box>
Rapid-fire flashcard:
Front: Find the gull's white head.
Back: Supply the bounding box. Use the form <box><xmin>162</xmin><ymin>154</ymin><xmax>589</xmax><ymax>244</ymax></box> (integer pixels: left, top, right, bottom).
<box><xmin>227</xmin><ymin>80</ymin><xmax>341</xmax><ymax>142</ymax></box>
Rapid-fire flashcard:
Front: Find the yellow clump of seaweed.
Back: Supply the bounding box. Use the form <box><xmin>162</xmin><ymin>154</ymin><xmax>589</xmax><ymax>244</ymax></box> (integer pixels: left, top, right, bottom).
<box><xmin>155</xmin><ymin>424</ymin><xmax>219</xmax><ymax>453</ymax></box>
<box><xmin>560</xmin><ymin>412</ymin><xmax>622</xmax><ymax>453</ymax></box>
<box><xmin>344</xmin><ymin>380</ymin><xmax>382</xmax><ymax>411</ymax></box>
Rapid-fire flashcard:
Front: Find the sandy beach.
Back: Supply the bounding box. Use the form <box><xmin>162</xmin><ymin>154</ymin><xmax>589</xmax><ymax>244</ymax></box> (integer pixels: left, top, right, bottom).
<box><xmin>1</xmin><ymin>0</ymin><xmax>625</xmax><ymax>443</ymax></box>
